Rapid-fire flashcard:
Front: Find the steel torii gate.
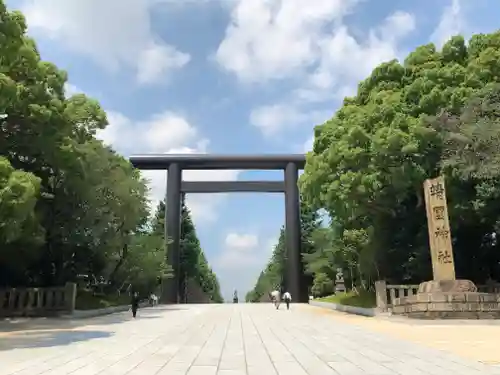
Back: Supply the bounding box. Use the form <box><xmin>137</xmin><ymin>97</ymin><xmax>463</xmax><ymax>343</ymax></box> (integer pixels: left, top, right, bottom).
<box><xmin>129</xmin><ymin>154</ymin><xmax>307</xmax><ymax>303</ymax></box>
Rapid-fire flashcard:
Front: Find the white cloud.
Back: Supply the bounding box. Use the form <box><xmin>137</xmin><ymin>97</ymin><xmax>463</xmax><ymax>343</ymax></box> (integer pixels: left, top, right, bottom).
<box><xmin>301</xmin><ymin>10</ymin><xmax>415</xmax><ymax>101</ymax></box>
<box><xmin>217</xmin><ymin>232</ymin><xmax>260</xmax><ymax>269</ymax></box>
<box><xmin>217</xmin><ymin>1</ymin><xmax>416</xmax><ymax>136</ymax></box>
<box><xmin>136</xmin><ymin>43</ymin><xmax>190</xmax><ymax>84</ymax></box>
<box><xmin>226</xmin><ymin>233</ymin><xmax>259</xmax><ymax>250</ymax></box>
<box><xmin>216</xmin><ymin>232</ymin><xmax>277</xmax><ymax>271</ymax></box>
<box><xmin>215</xmin><ymin>1</ymin><xmax>413</xmax><ymax>90</ymax></box>
<box><xmin>97</xmin><ymin>109</ymin><xmax>241</xmax><ymax>223</ymax></box>
<box><xmin>215</xmin><ymin>0</ymin><xmax>360</xmax><ymax>82</ymax></box>
<box><xmin>20</xmin><ymin>0</ymin><xmax>190</xmax><ymax>84</ymax></box>
<box><xmin>215</xmin><ymin>231</ymin><xmax>277</xmax><ymax>300</ymax></box>
<box><xmin>430</xmin><ymin>0</ymin><xmax>465</xmax><ymax>48</ymax></box>
<box><xmin>303</xmin><ymin>135</ymin><xmax>314</xmax><ymax>153</ymax></box>
<box><xmin>98</xmin><ymin>110</ymin><xmax>203</xmax><ymax>154</ymax></box>
<box><xmin>250</xmin><ymin>104</ymin><xmax>331</xmax><ymax>137</ymax></box>
<box><xmin>64</xmin><ymin>83</ymin><xmax>83</xmax><ymax>97</ymax></box>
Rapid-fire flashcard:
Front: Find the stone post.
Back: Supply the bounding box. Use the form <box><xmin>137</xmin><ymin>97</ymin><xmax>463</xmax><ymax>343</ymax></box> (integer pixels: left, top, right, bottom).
<box><xmin>64</xmin><ymin>282</ymin><xmax>77</xmax><ymax>313</ymax></box>
<box><xmin>374</xmin><ymin>280</ymin><xmax>388</xmax><ymax>312</ymax></box>
<box><xmin>423</xmin><ymin>176</ymin><xmax>456</xmax><ymax>280</ymax></box>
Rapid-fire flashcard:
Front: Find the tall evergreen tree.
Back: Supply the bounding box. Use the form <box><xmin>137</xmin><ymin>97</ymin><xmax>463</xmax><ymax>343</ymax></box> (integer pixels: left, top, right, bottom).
<box><xmin>246</xmin><ymin>199</ymin><xmax>322</xmax><ymax>302</ymax></box>
<box><xmin>151</xmin><ymin>198</ymin><xmax>224</xmax><ymax>303</ymax></box>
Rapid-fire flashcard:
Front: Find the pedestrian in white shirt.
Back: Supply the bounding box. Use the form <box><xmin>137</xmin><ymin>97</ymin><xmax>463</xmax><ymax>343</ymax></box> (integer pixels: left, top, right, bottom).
<box><xmin>283</xmin><ymin>291</ymin><xmax>291</xmax><ymax>310</ymax></box>
<box><xmin>270</xmin><ymin>289</ymin><xmax>281</xmax><ymax>310</ymax></box>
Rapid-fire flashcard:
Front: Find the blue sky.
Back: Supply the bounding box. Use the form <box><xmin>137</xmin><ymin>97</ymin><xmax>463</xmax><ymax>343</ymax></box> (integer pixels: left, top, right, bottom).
<box><xmin>7</xmin><ymin>0</ymin><xmax>500</xmax><ymax>301</ymax></box>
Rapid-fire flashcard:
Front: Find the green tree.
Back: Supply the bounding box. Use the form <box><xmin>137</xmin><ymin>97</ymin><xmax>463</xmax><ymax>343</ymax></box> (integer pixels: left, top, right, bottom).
<box><xmin>113</xmin><ymin>228</ymin><xmax>169</xmax><ymax>296</ymax></box>
<box><xmin>150</xmin><ymin>199</ymin><xmax>224</xmax><ymax>303</ymax></box>
<box><xmin>300</xmin><ymin>32</ymin><xmax>500</xmax><ymax>289</ymax></box>
<box><xmin>246</xmin><ymin>199</ymin><xmax>322</xmax><ymax>302</ymax></box>
<box><xmin>0</xmin><ymin>0</ymin><xmax>169</xmax><ymax>298</ymax></box>
<box><xmin>0</xmin><ymin>157</ymin><xmax>41</xmax><ymax>244</ymax></box>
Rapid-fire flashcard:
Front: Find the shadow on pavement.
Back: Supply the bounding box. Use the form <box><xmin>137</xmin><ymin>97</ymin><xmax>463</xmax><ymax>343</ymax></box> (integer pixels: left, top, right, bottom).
<box><xmin>0</xmin><ymin>329</ymin><xmax>113</xmax><ymax>350</ymax></box>
<box><xmin>0</xmin><ymin>305</ymin><xmax>184</xmax><ymax>334</ymax></box>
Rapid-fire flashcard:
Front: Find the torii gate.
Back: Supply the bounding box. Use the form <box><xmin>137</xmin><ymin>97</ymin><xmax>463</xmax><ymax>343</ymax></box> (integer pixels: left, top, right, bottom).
<box><xmin>129</xmin><ymin>154</ymin><xmax>307</xmax><ymax>303</ymax></box>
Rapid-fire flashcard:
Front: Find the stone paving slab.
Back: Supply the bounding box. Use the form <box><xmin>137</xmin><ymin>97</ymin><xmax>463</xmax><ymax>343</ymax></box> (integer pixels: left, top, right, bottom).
<box><xmin>306</xmin><ymin>305</ymin><xmax>500</xmax><ymax>365</ymax></box>
<box><xmin>1</xmin><ymin>304</ymin><xmax>499</xmax><ymax>375</ymax></box>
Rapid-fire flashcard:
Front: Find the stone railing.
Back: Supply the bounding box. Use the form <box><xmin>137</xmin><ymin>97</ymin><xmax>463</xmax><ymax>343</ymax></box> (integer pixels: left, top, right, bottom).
<box><xmin>374</xmin><ymin>280</ymin><xmax>500</xmax><ymax>312</ymax></box>
<box><xmin>0</xmin><ymin>282</ymin><xmax>76</xmax><ymax>317</ymax></box>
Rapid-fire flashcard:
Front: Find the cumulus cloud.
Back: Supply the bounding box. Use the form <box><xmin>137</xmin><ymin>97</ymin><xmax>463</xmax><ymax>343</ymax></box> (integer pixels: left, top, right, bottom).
<box><xmin>430</xmin><ymin>0</ymin><xmax>465</xmax><ymax>48</ymax></box>
<box><xmin>97</xmin><ymin>108</ymin><xmax>240</xmax><ymax>223</ymax></box>
<box><xmin>215</xmin><ymin>1</ymin><xmax>413</xmax><ymax>89</ymax></box>
<box><xmin>250</xmin><ymin>105</ymin><xmax>331</xmax><ymax>137</ymax></box>
<box><xmin>217</xmin><ymin>232</ymin><xmax>260</xmax><ymax>269</ymax></box>
<box><xmin>216</xmin><ymin>232</ymin><xmax>276</xmax><ymax>270</ymax></box>
<box><xmin>20</xmin><ymin>0</ymin><xmax>190</xmax><ymax>84</ymax></box>
<box><xmin>303</xmin><ymin>135</ymin><xmax>314</xmax><ymax>153</ymax></box>
<box><xmin>307</xmin><ymin>11</ymin><xmax>415</xmax><ymax>94</ymax></box>
<box><xmin>215</xmin><ymin>232</ymin><xmax>277</xmax><ymax>300</ymax></box>
<box><xmin>215</xmin><ymin>0</ymin><xmax>360</xmax><ymax>82</ymax></box>
<box><xmin>215</xmin><ymin>1</ymin><xmax>416</xmax><ymax>137</ymax></box>
<box><xmin>63</xmin><ymin>83</ymin><xmax>84</xmax><ymax>97</ymax></box>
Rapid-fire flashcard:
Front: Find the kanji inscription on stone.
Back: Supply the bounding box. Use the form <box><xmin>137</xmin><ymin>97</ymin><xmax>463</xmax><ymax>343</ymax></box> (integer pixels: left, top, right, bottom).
<box><xmin>423</xmin><ymin>176</ymin><xmax>456</xmax><ymax>280</ymax></box>
<box><xmin>433</xmin><ymin>206</ymin><xmax>445</xmax><ymax>220</ymax></box>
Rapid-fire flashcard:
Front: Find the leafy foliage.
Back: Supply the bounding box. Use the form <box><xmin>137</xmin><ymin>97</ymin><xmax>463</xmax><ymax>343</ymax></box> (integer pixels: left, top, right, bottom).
<box><xmin>151</xmin><ymin>198</ymin><xmax>224</xmax><ymax>303</ymax></box>
<box><xmin>298</xmin><ymin>32</ymin><xmax>500</xmax><ymax>293</ymax></box>
<box><xmin>0</xmin><ymin>1</ymin><xmax>222</xmax><ymax>301</ymax></box>
<box><xmin>245</xmin><ymin>199</ymin><xmax>322</xmax><ymax>302</ymax></box>
<box><xmin>0</xmin><ymin>157</ymin><xmax>41</xmax><ymax>244</ymax></box>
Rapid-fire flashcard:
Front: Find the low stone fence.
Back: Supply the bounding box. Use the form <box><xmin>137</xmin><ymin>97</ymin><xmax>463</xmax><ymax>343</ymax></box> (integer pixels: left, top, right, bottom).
<box><xmin>374</xmin><ymin>280</ymin><xmax>500</xmax><ymax>312</ymax></box>
<box><xmin>0</xmin><ymin>283</ymin><xmax>76</xmax><ymax>317</ymax></box>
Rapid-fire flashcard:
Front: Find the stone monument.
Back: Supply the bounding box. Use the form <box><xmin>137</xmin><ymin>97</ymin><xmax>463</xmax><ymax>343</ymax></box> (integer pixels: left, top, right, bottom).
<box><xmin>335</xmin><ymin>268</ymin><xmax>346</xmax><ymax>293</ymax></box>
<box><xmin>391</xmin><ymin>176</ymin><xmax>500</xmax><ymax>318</ymax></box>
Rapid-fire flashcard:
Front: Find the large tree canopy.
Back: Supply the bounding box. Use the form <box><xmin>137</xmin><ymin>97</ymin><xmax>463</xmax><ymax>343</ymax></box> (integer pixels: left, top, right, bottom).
<box><xmin>299</xmin><ymin>32</ymin><xmax>500</xmax><ymax>292</ymax></box>
<box><xmin>0</xmin><ymin>0</ymin><xmax>222</xmax><ymax>300</ymax></box>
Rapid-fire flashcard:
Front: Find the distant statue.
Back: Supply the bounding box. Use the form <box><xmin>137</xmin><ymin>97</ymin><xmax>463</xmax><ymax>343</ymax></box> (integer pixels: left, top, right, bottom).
<box><xmin>335</xmin><ymin>268</ymin><xmax>346</xmax><ymax>293</ymax></box>
<box><xmin>336</xmin><ymin>268</ymin><xmax>344</xmax><ymax>281</ymax></box>
<box><xmin>233</xmin><ymin>290</ymin><xmax>238</xmax><ymax>303</ymax></box>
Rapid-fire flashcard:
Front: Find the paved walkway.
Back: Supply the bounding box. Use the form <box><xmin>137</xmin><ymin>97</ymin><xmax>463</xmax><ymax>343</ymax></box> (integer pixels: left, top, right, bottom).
<box><xmin>307</xmin><ymin>305</ymin><xmax>500</xmax><ymax>365</ymax></box>
<box><xmin>1</xmin><ymin>304</ymin><xmax>499</xmax><ymax>375</ymax></box>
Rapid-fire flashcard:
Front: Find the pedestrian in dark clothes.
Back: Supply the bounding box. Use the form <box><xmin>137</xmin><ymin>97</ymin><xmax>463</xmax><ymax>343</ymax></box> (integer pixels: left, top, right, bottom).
<box><xmin>283</xmin><ymin>291</ymin><xmax>291</xmax><ymax>310</ymax></box>
<box><xmin>131</xmin><ymin>292</ymin><xmax>139</xmax><ymax>318</ymax></box>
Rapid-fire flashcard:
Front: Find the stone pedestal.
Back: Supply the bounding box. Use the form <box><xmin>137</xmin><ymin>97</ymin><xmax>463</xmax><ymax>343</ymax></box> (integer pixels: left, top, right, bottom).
<box><xmin>392</xmin><ymin>280</ymin><xmax>500</xmax><ymax>319</ymax></box>
<box><xmin>335</xmin><ymin>268</ymin><xmax>346</xmax><ymax>294</ymax></box>
<box><xmin>417</xmin><ymin>279</ymin><xmax>477</xmax><ymax>293</ymax></box>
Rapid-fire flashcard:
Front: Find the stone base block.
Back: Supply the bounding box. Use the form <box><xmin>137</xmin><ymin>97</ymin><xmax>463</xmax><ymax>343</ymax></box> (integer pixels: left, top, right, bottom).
<box><xmin>392</xmin><ymin>290</ymin><xmax>500</xmax><ymax>319</ymax></box>
<box><xmin>417</xmin><ymin>279</ymin><xmax>477</xmax><ymax>293</ymax></box>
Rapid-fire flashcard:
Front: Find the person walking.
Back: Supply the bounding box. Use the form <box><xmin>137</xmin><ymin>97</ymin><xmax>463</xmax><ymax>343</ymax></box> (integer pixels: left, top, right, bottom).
<box><xmin>270</xmin><ymin>289</ymin><xmax>281</xmax><ymax>310</ymax></box>
<box><xmin>150</xmin><ymin>293</ymin><xmax>158</xmax><ymax>307</ymax></box>
<box><xmin>131</xmin><ymin>292</ymin><xmax>139</xmax><ymax>318</ymax></box>
<box><xmin>283</xmin><ymin>291</ymin><xmax>291</xmax><ymax>310</ymax></box>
